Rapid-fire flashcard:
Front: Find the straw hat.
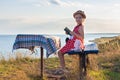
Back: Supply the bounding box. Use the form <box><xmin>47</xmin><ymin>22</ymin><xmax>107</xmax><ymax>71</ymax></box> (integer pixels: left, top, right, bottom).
<box><xmin>73</xmin><ymin>10</ymin><xmax>86</xmax><ymax>19</ymax></box>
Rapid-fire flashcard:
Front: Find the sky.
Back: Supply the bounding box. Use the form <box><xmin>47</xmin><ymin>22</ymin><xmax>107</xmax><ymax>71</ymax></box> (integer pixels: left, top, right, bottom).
<box><xmin>0</xmin><ymin>0</ymin><xmax>120</xmax><ymax>34</ymax></box>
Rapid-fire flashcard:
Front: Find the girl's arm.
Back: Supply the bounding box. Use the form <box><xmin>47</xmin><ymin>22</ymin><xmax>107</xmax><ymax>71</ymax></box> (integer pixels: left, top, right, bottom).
<box><xmin>70</xmin><ymin>27</ymin><xmax>84</xmax><ymax>39</ymax></box>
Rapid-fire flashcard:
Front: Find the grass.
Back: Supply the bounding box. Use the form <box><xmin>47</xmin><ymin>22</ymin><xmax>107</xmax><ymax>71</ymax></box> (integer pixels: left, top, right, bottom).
<box><xmin>89</xmin><ymin>69</ymin><xmax>120</xmax><ymax>80</ymax></box>
<box><xmin>0</xmin><ymin>53</ymin><xmax>41</xmax><ymax>80</ymax></box>
<box><xmin>0</xmin><ymin>54</ymin><xmax>119</xmax><ymax>80</ymax></box>
<box><xmin>0</xmin><ymin>53</ymin><xmax>120</xmax><ymax>80</ymax></box>
<box><xmin>0</xmin><ymin>36</ymin><xmax>120</xmax><ymax>80</ymax></box>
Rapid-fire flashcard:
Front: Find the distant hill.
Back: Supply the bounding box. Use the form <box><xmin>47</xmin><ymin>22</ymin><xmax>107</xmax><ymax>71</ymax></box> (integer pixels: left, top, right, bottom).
<box><xmin>92</xmin><ymin>35</ymin><xmax>120</xmax><ymax>53</ymax></box>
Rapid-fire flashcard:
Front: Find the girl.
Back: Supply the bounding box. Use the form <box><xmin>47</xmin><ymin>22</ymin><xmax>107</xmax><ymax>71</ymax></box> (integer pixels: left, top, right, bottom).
<box><xmin>57</xmin><ymin>10</ymin><xmax>86</xmax><ymax>73</ymax></box>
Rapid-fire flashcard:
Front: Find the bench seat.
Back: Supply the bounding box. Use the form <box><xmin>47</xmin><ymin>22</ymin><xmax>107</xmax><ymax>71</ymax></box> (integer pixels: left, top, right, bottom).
<box><xmin>67</xmin><ymin>50</ymin><xmax>99</xmax><ymax>55</ymax></box>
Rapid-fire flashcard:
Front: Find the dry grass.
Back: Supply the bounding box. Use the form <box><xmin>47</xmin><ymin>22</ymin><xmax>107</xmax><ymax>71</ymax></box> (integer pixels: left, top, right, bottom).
<box><xmin>0</xmin><ymin>53</ymin><xmax>42</xmax><ymax>80</ymax></box>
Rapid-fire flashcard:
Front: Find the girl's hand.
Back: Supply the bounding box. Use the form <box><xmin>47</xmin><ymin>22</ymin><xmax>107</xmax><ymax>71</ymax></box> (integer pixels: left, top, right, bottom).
<box><xmin>70</xmin><ymin>31</ymin><xmax>74</xmax><ymax>35</ymax></box>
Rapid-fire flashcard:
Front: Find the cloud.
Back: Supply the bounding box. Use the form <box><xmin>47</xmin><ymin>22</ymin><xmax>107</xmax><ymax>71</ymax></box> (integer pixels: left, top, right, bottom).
<box><xmin>32</xmin><ymin>0</ymin><xmax>93</xmax><ymax>8</ymax></box>
<box><xmin>113</xmin><ymin>3</ymin><xmax>120</xmax><ymax>7</ymax></box>
<box><xmin>0</xmin><ymin>19</ymin><xmax>11</xmax><ymax>24</ymax></box>
<box><xmin>0</xmin><ymin>15</ymin><xmax>68</xmax><ymax>28</ymax></box>
<box><xmin>0</xmin><ymin>17</ymin><xmax>120</xmax><ymax>34</ymax></box>
<box><xmin>0</xmin><ymin>18</ymin><xmax>23</xmax><ymax>25</ymax></box>
<box><xmin>18</xmin><ymin>0</ymin><xmax>120</xmax><ymax>11</ymax></box>
<box><xmin>49</xmin><ymin>0</ymin><xmax>60</xmax><ymax>5</ymax></box>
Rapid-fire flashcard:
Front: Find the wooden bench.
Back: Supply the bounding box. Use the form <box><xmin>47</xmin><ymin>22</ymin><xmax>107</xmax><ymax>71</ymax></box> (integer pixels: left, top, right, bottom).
<box><xmin>67</xmin><ymin>50</ymin><xmax>99</xmax><ymax>79</ymax></box>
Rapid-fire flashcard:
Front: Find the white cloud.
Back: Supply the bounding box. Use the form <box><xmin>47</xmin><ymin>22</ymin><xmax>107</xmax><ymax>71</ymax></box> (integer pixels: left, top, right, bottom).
<box><xmin>33</xmin><ymin>0</ymin><xmax>51</xmax><ymax>7</ymax></box>
<box><xmin>0</xmin><ymin>16</ymin><xmax>62</xmax><ymax>26</ymax></box>
<box><xmin>32</xmin><ymin>0</ymin><xmax>93</xmax><ymax>8</ymax></box>
<box><xmin>1</xmin><ymin>0</ymin><xmax>120</xmax><ymax>34</ymax></box>
<box><xmin>1</xmin><ymin>17</ymin><xmax>120</xmax><ymax>34</ymax></box>
<box><xmin>114</xmin><ymin>3</ymin><xmax>120</xmax><ymax>7</ymax></box>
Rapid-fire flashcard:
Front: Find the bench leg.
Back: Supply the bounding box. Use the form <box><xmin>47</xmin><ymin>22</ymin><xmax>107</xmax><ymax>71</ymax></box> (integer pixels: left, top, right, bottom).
<box><xmin>79</xmin><ymin>54</ymin><xmax>82</xmax><ymax>79</ymax></box>
<box><xmin>82</xmin><ymin>53</ymin><xmax>87</xmax><ymax>76</ymax></box>
<box><xmin>79</xmin><ymin>53</ymin><xmax>87</xmax><ymax>80</ymax></box>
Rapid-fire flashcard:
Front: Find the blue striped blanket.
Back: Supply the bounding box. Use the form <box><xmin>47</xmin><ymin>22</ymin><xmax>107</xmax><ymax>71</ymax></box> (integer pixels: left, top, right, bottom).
<box><xmin>13</xmin><ymin>34</ymin><xmax>60</xmax><ymax>58</ymax></box>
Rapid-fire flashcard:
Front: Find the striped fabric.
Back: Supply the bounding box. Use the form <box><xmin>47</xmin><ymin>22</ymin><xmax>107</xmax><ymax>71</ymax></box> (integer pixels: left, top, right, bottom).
<box><xmin>13</xmin><ymin>34</ymin><xmax>60</xmax><ymax>58</ymax></box>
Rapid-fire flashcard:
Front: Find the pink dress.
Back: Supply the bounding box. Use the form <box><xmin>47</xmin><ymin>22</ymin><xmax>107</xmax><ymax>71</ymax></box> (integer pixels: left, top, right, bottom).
<box><xmin>60</xmin><ymin>25</ymin><xmax>84</xmax><ymax>53</ymax></box>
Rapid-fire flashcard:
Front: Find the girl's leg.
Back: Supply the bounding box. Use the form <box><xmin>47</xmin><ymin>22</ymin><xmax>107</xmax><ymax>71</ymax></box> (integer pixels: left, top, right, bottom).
<box><xmin>58</xmin><ymin>51</ymin><xmax>65</xmax><ymax>69</ymax></box>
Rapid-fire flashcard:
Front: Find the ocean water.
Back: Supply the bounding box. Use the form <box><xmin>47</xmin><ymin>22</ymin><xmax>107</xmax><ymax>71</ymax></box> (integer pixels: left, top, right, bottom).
<box><xmin>0</xmin><ymin>33</ymin><xmax>120</xmax><ymax>59</ymax></box>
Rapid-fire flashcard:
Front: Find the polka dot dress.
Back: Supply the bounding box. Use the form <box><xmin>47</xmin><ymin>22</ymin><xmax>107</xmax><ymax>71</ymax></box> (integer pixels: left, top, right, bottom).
<box><xmin>60</xmin><ymin>25</ymin><xmax>84</xmax><ymax>53</ymax></box>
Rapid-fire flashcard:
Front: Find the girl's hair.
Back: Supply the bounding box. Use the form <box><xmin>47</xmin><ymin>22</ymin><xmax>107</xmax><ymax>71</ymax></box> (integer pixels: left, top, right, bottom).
<box><xmin>73</xmin><ymin>10</ymin><xmax>86</xmax><ymax>19</ymax></box>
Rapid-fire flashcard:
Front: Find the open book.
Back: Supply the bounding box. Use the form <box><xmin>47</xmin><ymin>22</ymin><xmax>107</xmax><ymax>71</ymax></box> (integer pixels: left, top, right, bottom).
<box><xmin>64</xmin><ymin>27</ymin><xmax>72</xmax><ymax>36</ymax></box>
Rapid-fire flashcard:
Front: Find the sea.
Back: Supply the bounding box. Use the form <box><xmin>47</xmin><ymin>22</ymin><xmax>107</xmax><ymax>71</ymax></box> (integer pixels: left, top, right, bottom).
<box><xmin>0</xmin><ymin>33</ymin><xmax>120</xmax><ymax>60</ymax></box>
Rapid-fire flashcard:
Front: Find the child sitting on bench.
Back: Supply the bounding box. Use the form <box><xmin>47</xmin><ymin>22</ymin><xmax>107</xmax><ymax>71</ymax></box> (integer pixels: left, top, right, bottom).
<box><xmin>57</xmin><ymin>10</ymin><xmax>86</xmax><ymax>73</ymax></box>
